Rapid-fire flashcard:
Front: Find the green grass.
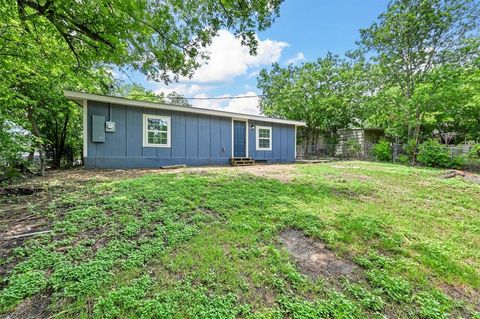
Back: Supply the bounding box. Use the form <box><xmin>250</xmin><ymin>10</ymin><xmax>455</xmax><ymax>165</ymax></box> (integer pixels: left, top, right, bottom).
<box><xmin>1</xmin><ymin>162</ymin><xmax>479</xmax><ymax>318</ymax></box>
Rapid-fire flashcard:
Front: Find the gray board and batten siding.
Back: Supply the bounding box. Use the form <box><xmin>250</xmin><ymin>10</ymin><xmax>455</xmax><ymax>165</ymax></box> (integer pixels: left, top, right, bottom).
<box><xmin>64</xmin><ymin>91</ymin><xmax>305</xmax><ymax>169</ymax></box>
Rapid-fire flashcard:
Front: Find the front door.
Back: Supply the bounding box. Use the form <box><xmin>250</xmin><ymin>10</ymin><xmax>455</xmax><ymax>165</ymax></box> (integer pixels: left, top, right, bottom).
<box><xmin>233</xmin><ymin>121</ymin><xmax>246</xmax><ymax>157</ymax></box>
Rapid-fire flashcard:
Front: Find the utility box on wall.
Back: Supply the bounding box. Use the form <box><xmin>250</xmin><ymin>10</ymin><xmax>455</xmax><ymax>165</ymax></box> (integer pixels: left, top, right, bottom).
<box><xmin>105</xmin><ymin>121</ymin><xmax>116</xmax><ymax>132</ymax></box>
<box><xmin>92</xmin><ymin>115</ymin><xmax>105</xmax><ymax>142</ymax></box>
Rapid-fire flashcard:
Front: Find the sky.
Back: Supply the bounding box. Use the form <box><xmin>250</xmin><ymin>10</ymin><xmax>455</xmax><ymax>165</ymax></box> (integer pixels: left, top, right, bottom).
<box><xmin>117</xmin><ymin>0</ymin><xmax>390</xmax><ymax>115</ymax></box>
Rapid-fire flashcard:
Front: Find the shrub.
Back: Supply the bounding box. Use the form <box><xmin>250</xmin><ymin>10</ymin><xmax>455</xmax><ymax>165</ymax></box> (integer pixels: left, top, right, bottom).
<box><xmin>447</xmin><ymin>156</ymin><xmax>465</xmax><ymax>169</ymax></box>
<box><xmin>344</xmin><ymin>139</ymin><xmax>362</xmax><ymax>158</ymax></box>
<box><xmin>417</xmin><ymin>140</ymin><xmax>450</xmax><ymax>168</ymax></box>
<box><xmin>404</xmin><ymin>139</ymin><xmax>418</xmax><ymax>162</ymax></box>
<box><xmin>398</xmin><ymin>154</ymin><xmax>410</xmax><ymax>165</ymax></box>
<box><xmin>468</xmin><ymin>144</ymin><xmax>480</xmax><ymax>159</ymax></box>
<box><xmin>373</xmin><ymin>139</ymin><xmax>391</xmax><ymax>162</ymax></box>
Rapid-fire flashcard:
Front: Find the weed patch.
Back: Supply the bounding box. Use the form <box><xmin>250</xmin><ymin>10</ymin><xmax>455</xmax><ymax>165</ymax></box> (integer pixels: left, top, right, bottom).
<box><xmin>1</xmin><ymin>162</ymin><xmax>479</xmax><ymax>317</ymax></box>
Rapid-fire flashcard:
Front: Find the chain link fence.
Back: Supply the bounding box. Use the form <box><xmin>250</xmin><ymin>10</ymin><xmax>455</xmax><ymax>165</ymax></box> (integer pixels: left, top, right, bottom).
<box><xmin>297</xmin><ymin>142</ymin><xmax>479</xmax><ymax>171</ymax></box>
<box><xmin>297</xmin><ymin>143</ymin><xmax>377</xmax><ymax>160</ymax></box>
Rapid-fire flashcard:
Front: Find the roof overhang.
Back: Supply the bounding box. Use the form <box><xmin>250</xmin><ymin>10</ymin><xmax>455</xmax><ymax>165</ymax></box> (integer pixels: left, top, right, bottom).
<box><xmin>64</xmin><ymin>90</ymin><xmax>306</xmax><ymax>126</ymax></box>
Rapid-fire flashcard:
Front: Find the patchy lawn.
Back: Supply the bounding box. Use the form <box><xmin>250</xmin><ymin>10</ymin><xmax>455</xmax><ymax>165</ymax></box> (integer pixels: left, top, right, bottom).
<box><xmin>0</xmin><ymin>162</ymin><xmax>479</xmax><ymax>318</ymax></box>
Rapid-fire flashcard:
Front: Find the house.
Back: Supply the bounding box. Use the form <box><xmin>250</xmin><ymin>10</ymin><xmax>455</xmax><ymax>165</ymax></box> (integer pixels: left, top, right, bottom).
<box><xmin>64</xmin><ymin>91</ymin><xmax>306</xmax><ymax>169</ymax></box>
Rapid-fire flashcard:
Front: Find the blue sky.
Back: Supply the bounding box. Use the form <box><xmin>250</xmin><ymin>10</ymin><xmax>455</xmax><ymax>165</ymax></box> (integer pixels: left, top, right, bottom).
<box><xmin>119</xmin><ymin>0</ymin><xmax>390</xmax><ymax>114</ymax></box>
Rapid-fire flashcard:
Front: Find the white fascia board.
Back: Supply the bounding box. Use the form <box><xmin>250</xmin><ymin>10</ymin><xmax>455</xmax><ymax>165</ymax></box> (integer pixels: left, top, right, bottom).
<box><xmin>64</xmin><ymin>90</ymin><xmax>306</xmax><ymax>127</ymax></box>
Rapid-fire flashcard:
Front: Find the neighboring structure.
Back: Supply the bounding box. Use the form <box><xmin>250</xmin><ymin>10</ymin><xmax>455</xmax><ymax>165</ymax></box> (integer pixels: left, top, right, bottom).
<box><xmin>64</xmin><ymin>91</ymin><xmax>305</xmax><ymax>169</ymax></box>
<box><xmin>296</xmin><ymin>128</ymin><xmax>385</xmax><ymax>159</ymax></box>
<box><xmin>336</xmin><ymin>128</ymin><xmax>385</xmax><ymax>156</ymax></box>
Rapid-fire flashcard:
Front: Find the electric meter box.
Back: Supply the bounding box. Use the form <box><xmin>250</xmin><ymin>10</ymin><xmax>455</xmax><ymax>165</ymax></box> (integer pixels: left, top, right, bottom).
<box><xmin>105</xmin><ymin>121</ymin><xmax>116</xmax><ymax>132</ymax></box>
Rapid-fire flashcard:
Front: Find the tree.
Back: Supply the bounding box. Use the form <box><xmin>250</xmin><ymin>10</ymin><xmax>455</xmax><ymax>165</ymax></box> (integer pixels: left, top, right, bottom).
<box><xmin>0</xmin><ymin>5</ymin><xmax>114</xmax><ymax>174</ymax></box>
<box><xmin>11</xmin><ymin>0</ymin><xmax>283</xmax><ymax>83</ymax></box>
<box><xmin>112</xmin><ymin>83</ymin><xmax>165</xmax><ymax>103</ymax></box>
<box><xmin>257</xmin><ymin>53</ymin><xmax>367</xmax><ymax>152</ymax></box>
<box><xmin>112</xmin><ymin>83</ymin><xmax>190</xmax><ymax>106</ymax></box>
<box><xmin>1</xmin><ymin>1</ymin><xmax>281</xmax><ymax>175</ymax></box>
<box><xmin>167</xmin><ymin>92</ymin><xmax>191</xmax><ymax>107</ymax></box>
<box><xmin>359</xmin><ymin>0</ymin><xmax>480</xmax><ymax>160</ymax></box>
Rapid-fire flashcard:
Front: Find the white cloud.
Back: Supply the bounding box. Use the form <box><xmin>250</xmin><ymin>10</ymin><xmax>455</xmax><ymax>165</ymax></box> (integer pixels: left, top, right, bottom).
<box><xmin>187</xmin><ymin>30</ymin><xmax>288</xmax><ymax>83</ymax></box>
<box><xmin>190</xmin><ymin>91</ymin><xmax>261</xmax><ymax>116</ymax></box>
<box><xmin>248</xmin><ymin>70</ymin><xmax>260</xmax><ymax>78</ymax></box>
<box><xmin>224</xmin><ymin>92</ymin><xmax>261</xmax><ymax>115</ymax></box>
<box><xmin>285</xmin><ymin>52</ymin><xmax>306</xmax><ymax>65</ymax></box>
<box><xmin>154</xmin><ymin>83</ymin><xmax>207</xmax><ymax>96</ymax></box>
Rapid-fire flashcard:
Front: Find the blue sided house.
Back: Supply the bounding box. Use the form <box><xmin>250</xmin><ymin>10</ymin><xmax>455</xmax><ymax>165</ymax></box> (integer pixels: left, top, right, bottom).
<box><xmin>64</xmin><ymin>91</ymin><xmax>306</xmax><ymax>169</ymax></box>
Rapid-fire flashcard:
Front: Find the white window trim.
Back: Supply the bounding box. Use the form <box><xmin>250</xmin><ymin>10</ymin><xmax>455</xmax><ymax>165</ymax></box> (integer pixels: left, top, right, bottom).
<box><xmin>143</xmin><ymin>114</ymin><xmax>171</xmax><ymax>148</ymax></box>
<box><xmin>256</xmin><ymin>126</ymin><xmax>272</xmax><ymax>151</ymax></box>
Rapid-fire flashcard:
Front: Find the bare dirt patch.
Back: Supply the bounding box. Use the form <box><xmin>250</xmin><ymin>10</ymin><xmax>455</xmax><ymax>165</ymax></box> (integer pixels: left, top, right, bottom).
<box><xmin>231</xmin><ymin>164</ymin><xmax>298</xmax><ymax>183</ymax></box>
<box><xmin>279</xmin><ymin>229</ymin><xmax>359</xmax><ymax>281</ymax></box>
<box><xmin>183</xmin><ymin>164</ymin><xmax>299</xmax><ymax>182</ymax></box>
<box><xmin>441</xmin><ymin>170</ymin><xmax>480</xmax><ymax>184</ymax></box>
<box><xmin>3</xmin><ymin>292</ymin><xmax>52</xmax><ymax>319</ymax></box>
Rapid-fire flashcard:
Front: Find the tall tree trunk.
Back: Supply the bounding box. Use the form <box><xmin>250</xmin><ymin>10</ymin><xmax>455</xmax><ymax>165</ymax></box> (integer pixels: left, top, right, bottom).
<box><xmin>27</xmin><ymin>108</ymin><xmax>45</xmax><ymax>176</ymax></box>
<box><xmin>411</xmin><ymin>108</ymin><xmax>422</xmax><ymax>165</ymax></box>
<box><xmin>304</xmin><ymin>130</ymin><xmax>310</xmax><ymax>159</ymax></box>
<box><xmin>55</xmin><ymin>113</ymin><xmax>70</xmax><ymax>168</ymax></box>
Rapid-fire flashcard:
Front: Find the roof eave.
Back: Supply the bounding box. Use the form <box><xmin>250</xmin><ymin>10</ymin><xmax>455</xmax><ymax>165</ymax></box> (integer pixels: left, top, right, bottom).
<box><xmin>64</xmin><ymin>90</ymin><xmax>306</xmax><ymax>126</ymax></box>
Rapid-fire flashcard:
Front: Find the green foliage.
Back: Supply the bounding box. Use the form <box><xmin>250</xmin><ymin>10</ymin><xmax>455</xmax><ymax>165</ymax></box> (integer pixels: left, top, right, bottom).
<box><xmin>414</xmin><ymin>291</ymin><xmax>454</xmax><ymax>319</ymax></box>
<box><xmin>257</xmin><ymin>53</ymin><xmax>368</xmax><ymax>143</ymax></box>
<box><xmin>1</xmin><ymin>163</ymin><xmax>480</xmax><ymax>316</ymax></box>
<box><xmin>469</xmin><ymin>144</ymin><xmax>480</xmax><ymax>159</ymax></box>
<box><xmin>7</xmin><ymin>0</ymin><xmax>281</xmax><ymax>82</ymax></box>
<box><xmin>343</xmin><ymin>280</ymin><xmax>384</xmax><ymax>311</ymax></box>
<box><xmin>279</xmin><ymin>292</ymin><xmax>360</xmax><ymax>319</ymax></box>
<box><xmin>398</xmin><ymin>154</ymin><xmax>410</xmax><ymax>165</ymax></box>
<box><xmin>344</xmin><ymin>139</ymin><xmax>362</xmax><ymax>158</ymax></box>
<box><xmin>449</xmin><ymin>156</ymin><xmax>466</xmax><ymax>169</ymax></box>
<box><xmin>417</xmin><ymin>140</ymin><xmax>451</xmax><ymax>168</ymax></box>
<box><xmin>373</xmin><ymin>139</ymin><xmax>392</xmax><ymax>162</ymax></box>
<box><xmin>413</xmin><ymin>242</ymin><xmax>479</xmax><ymax>286</ymax></box>
<box><xmin>367</xmin><ymin>269</ymin><xmax>412</xmax><ymax>303</ymax></box>
<box><xmin>360</xmin><ymin>0</ymin><xmax>480</xmax><ymax>147</ymax></box>
<box><xmin>0</xmin><ymin>271</ymin><xmax>47</xmax><ymax>311</ymax></box>
<box><xmin>0</xmin><ymin>119</ymin><xmax>33</xmax><ymax>178</ymax></box>
<box><xmin>0</xmin><ymin>0</ymin><xmax>281</xmax><ymax>175</ymax></box>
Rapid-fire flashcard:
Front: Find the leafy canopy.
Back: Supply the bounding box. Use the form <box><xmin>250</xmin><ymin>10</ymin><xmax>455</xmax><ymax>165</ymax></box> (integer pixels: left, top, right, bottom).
<box><xmin>257</xmin><ymin>53</ymin><xmax>368</xmax><ymax>142</ymax></box>
<box><xmin>12</xmin><ymin>0</ymin><xmax>283</xmax><ymax>82</ymax></box>
<box><xmin>358</xmin><ymin>0</ymin><xmax>480</xmax><ymax>146</ymax></box>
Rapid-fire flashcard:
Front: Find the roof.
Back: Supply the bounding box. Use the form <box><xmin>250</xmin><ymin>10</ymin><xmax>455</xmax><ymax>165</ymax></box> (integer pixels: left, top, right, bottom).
<box><xmin>64</xmin><ymin>90</ymin><xmax>306</xmax><ymax>126</ymax></box>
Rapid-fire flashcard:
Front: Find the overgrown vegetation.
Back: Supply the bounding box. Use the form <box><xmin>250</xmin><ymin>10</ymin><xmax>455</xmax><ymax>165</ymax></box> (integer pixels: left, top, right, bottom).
<box><xmin>373</xmin><ymin>139</ymin><xmax>392</xmax><ymax>162</ymax></box>
<box><xmin>0</xmin><ymin>0</ymin><xmax>282</xmax><ymax>178</ymax></box>
<box><xmin>258</xmin><ymin>0</ymin><xmax>480</xmax><ymax>164</ymax></box>
<box><xmin>1</xmin><ymin>163</ymin><xmax>479</xmax><ymax>317</ymax></box>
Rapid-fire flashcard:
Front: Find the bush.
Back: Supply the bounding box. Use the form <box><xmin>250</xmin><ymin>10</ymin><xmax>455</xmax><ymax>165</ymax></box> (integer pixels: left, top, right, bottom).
<box><xmin>398</xmin><ymin>154</ymin><xmax>410</xmax><ymax>165</ymax></box>
<box><xmin>468</xmin><ymin>144</ymin><xmax>480</xmax><ymax>159</ymax></box>
<box><xmin>373</xmin><ymin>139</ymin><xmax>392</xmax><ymax>162</ymax></box>
<box><xmin>448</xmin><ymin>156</ymin><xmax>465</xmax><ymax>169</ymax></box>
<box><xmin>417</xmin><ymin>140</ymin><xmax>451</xmax><ymax>168</ymax></box>
<box><xmin>404</xmin><ymin>139</ymin><xmax>418</xmax><ymax>162</ymax></box>
<box><xmin>344</xmin><ymin>139</ymin><xmax>362</xmax><ymax>158</ymax></box>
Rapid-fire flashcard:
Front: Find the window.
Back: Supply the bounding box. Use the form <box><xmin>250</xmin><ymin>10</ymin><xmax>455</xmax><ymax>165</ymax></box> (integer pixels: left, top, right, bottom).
<box><xmin>256</xmin><ymin>126</ymin><xmax>272</xmax><ymax>151</ymax></box>
<box><xmin>143</xmin><ymin>114</ymin><xmax>171</xmax><ymax>147</ymax></box>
